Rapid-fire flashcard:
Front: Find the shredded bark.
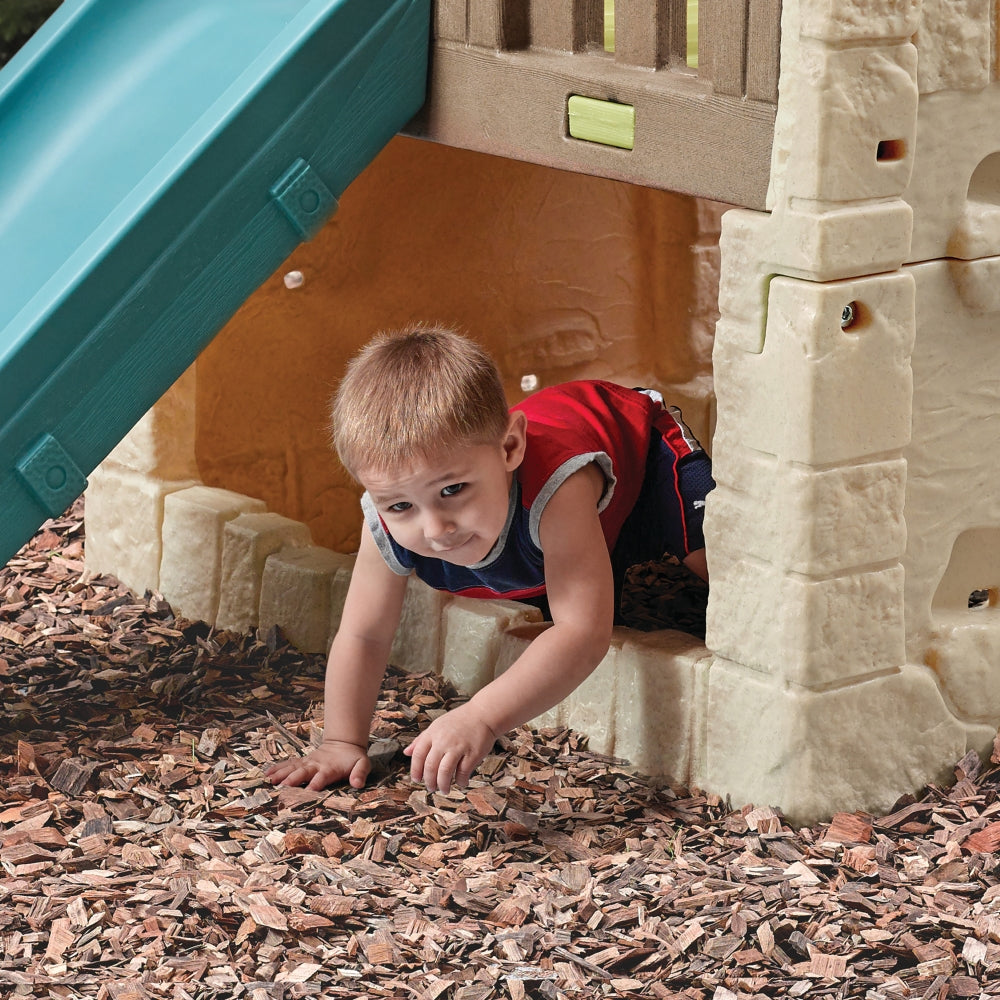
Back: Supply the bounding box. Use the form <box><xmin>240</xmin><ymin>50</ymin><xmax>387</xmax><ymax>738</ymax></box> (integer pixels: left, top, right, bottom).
<box><xmin>2</xmin><ymin>500</ymin><xmax>1000</xmax><ymax>999</ymax></box>
<box><xmin>621</xmin><ymin>558</ymin><xmax>708</xmax><ymax>638</ymax></box>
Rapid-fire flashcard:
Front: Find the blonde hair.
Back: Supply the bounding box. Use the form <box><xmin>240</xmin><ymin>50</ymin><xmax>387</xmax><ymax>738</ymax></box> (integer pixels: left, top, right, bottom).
<box><xmin>332</xmin><ymin>325</ymin><xmax>510</xmax><ymax>477</ymax></box>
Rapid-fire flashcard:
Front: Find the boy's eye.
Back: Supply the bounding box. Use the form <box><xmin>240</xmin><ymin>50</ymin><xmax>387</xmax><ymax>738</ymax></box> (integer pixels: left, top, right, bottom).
<box><xmin>441</xmin><ymin>483</ymin><xmax>465</xmax><ymax>497</ymax></box>
<box><xmin>387</xmin><ymin>501</ymin><xmax>412</xmax><ymax>513</ymax></box>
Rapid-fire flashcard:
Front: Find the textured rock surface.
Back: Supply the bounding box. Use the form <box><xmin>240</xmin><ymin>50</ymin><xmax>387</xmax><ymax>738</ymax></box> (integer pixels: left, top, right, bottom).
<box><xmin>700</xmin><ymin>0</ymin><xmax>994</xmax><ymax>820</ymax></box>
<box><xmin>97</xmin><ymin>368</ymin><xmax>199</xmax><ymax>480</ymax></box>
<box><xmin>915</xmin><ymin>0</ymin><xmax>991</xmax><ymax>95</ymax></box>
<box><xmin>258</xmin><ymin>546</ymin><xmax>354</xmax><ymax>655</ymax></box>
<box><xmin>798</xmin><ymin>0</ymin><xmax>920</xmax><ymax>42</ymax></box>
<box><xmin>83</xmin><ymin>467</ymin><xmax>198</xmax><ymax>595</ymax></box>
<box><xmin>158</xmin><ymin>486</ymin><xmax>266</xmax><ymax>624</ymax></box>
<box><xmin>614</xmin><ymin>629</ymin><xmax>712</xmax><ymax>783</ymax></box>
<box><xmin>705</xmin><ymin>659</ymin><xmax>968</xmax><ymax>824</ymax></box>
<box><xmin>440</xmin><ymin>598</ymin><xmax>543</xmax><ymax>696</ymax></box>
<box><xmin>390</xmin><ymin>576</ymin><xmax>450</xmax><ymax>675</ymax></box>
<box><xmin>216</xmin><ymin>513</ymin><xmax>312</xmax><ymax>634</ymax></box>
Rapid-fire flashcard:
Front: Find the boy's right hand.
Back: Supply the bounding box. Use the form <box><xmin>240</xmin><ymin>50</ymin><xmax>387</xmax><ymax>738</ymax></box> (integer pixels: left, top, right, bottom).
<box><xmin>265</xmin><ymin>739</ymin><xmax>371</xmax><ymax>790</ymax></box>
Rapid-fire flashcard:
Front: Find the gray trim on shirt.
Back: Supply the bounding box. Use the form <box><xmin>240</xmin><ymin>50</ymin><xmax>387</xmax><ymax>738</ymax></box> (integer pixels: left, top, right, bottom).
<box><xmin>528</xmin><ymin>451</ymin><xmax>615</xmax><ymax>550</ymax></box>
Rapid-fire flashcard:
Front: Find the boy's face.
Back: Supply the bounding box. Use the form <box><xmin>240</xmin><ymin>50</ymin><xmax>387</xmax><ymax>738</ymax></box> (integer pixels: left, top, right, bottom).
<box><xmin>360</xmin><ymin>412</ymin><xmax>526</xmax><ymax>566</ymax></box>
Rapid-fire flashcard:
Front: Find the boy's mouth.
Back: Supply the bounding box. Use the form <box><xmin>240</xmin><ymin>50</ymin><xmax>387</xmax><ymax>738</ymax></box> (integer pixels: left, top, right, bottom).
<box><xmin>429</xmin><ymin>536</ymin><xmax>471</xmax><ymax>554</ymax></box>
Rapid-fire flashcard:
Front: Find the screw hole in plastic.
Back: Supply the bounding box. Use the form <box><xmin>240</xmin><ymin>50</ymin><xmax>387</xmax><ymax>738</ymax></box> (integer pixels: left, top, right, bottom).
<box><xmin>876</xmin><ymin>138</ymin><xmax>906</xmax><ymax>162</ymax></box>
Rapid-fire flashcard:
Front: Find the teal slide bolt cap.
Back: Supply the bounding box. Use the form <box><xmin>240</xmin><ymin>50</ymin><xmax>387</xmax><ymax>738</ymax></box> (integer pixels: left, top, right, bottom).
<box><xmin>16</xmin><ymin>433</ymin><xmax>88</xmax><ymax>517</ymax></box>
<box><xmin>270</xmin><ymin>158</ymin><xmax>338</xmax><ymax>241</ymax></box>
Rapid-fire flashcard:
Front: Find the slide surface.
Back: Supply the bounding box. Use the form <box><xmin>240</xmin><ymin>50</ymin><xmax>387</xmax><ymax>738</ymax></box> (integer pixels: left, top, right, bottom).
<box><xmin>0</xmin><ymin>0</ymin><xmax>429</xmax><ymax>565</ymax></box>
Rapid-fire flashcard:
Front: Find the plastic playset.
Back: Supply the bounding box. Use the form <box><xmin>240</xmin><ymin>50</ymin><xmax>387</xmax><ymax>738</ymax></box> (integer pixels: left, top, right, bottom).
<box><xmin>1</xmin><ymin>0</ymin><xmax>997</xmax><ymax>823</ymax></box>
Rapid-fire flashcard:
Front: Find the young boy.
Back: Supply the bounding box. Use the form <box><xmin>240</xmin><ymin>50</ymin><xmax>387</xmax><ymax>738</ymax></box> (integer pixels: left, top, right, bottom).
<box><xmin>267</xmin><ymin>326</ymin><xmax>713</xmax><ymax>795</ymax></box>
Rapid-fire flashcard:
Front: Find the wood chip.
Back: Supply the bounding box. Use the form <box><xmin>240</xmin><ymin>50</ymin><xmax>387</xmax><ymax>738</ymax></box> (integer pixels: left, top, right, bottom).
<box><xmin>825</xmin><ymin>810</ymin><xmax>873</xmax><ymax>844</ymax></box>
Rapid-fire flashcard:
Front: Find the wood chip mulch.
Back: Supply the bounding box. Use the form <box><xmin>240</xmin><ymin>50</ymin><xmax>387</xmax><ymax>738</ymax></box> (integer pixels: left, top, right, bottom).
<box><xmin>620</xmin><ymin>559</ymin><xmax>709</xmax><ymax>638</ymax></box>
<box><xmin>3</xmin><ymin>500</ymin><xmax>1000</xmax><ymax>999</ymax></box>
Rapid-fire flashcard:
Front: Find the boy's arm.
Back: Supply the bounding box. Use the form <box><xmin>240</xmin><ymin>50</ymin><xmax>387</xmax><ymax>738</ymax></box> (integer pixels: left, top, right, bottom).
<box><xmin>267</xmin><ymin>526</ymin><xmax>408</xmax><ymax>790</ymax></box>
<box><xmin>405</xmin><ymin>464</ymin><xmax>614</xmax><ymax>793</ymax></box>
<box><xmin>683</xmin><ymin>547</ymin><xmax>709</xmax><ymax>582</ymax></box>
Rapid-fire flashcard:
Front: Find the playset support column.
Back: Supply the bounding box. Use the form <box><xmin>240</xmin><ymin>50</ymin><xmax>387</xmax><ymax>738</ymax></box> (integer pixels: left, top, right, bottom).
<box><xmin>697</xmin><ymin>0</ymin><xmax>969</xmax><ymax>823</ymax></box>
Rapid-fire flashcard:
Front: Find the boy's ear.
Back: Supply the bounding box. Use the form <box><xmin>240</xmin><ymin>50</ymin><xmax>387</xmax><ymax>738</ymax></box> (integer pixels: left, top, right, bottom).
<box><xmin>503</xmin><ymin>410</ymin><xmax>528</xmax><ymax>471</ymax></box>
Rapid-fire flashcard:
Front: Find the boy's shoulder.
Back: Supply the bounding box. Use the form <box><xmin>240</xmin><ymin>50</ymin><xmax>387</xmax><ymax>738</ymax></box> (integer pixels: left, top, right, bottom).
<box><xmin>514</xmin><ymin>380</ymin><xmax>657</xmax><ymax>510</ymax></box>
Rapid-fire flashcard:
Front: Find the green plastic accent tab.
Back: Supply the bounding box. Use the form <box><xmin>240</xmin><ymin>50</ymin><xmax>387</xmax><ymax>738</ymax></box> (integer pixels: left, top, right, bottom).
<box><xmin>270</xmin><ymin>157</ymin><xmax>338</xmax><ymax>241</ymax></box>
<box><xmin>603</xmin><ymin>0</ymin><xmax>615</xmax><ymax>52</ymax></box>
<box><xmin>16</xmin><ymin>433</ymin><xmax>88</xmax><ymax>516</ymax></box>
<box><xmin>567</xmin><ymin>95</ymin><xmax>635</xmax><ymax>151</ymax></box>
<box><xmin>687</xmin><ymin>0</ymin><xmax>699</xmax><ymax>68</ymax></box>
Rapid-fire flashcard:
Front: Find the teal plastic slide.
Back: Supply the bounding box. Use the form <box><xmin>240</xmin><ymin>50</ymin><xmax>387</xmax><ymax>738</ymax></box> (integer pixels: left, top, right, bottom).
<box><xmin>0</xmin><ymin>0</ymin><xmax>429</xmax><ymax>566</ymax></box>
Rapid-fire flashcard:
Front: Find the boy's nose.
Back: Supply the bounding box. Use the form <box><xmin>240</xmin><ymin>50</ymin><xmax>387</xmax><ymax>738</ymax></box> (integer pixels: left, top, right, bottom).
<box><xmin>424</xmin><ymin>512</ymin><xmax>455</xmax><ymax>542</ymax></box>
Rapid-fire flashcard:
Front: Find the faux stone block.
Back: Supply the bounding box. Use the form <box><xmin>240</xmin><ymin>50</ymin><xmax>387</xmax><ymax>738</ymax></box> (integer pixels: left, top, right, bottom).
<box><xmin>259</xmin><ymin>546</ymin><xmax>354</xmax><ymax>654</ymax></box>
<box><xmin>391</xmin><ymin>576</ymin><xmax>451</xmax><ymax>674</ymax></box>
<box><xmin>717</xmin><ymin>209</ymin><xmax>771</xmax><ymax>333</ymax></box>
<box><xmin>559</xmin><ymin>630</ymin><xmax>627</xmax><ymax>757</ymax></box>
<box><xmin>441</xmin><ymin>597</ymin><xmax>544</xmax><ymax>696</ymax></box>
<box><xmin>614</xmin><ymin>629</ymin><xmax>712</xmax><ymax>783</ymax></box>
<box><xmin>216</xmin><ymin>513</ymin><xmax>312</xmax><ymax>634</ymax></box>
<box><xmin>915</xmin><ymin>0</ymin><xmax>990</xmax><ymax>95</ymax></box>
<box><xmin>770</xmin><ymin>201</ymin><xmax>913</xmax><ymax>283</ymax></box>
<box><xmin>799</xmin><ymin>0</ymin><xmax>920</xmax><ymax>43</ymax></box>
<box><xmin>783</xmin><ymin>41</ymin><xmax>917</xmax><ymax>204</ymax></box>
<box><xmin>947</xmin><ymin>257</ymin><xmax>1000</xmax><ymax>314</ymax></box>
<box><xmin>926</xmin><ymin>611</ymin><xmax>1000</xmax><ymax>722</ymax></box>
<box><xmin>706</xmin><ymin>563</ymin><xmax>906</xmax><ymax>687</ymax></box>
<box><xmin>158</xmin><ymin>486</ymin><xmax>266</xmax><ymax>623</ymax></box>
<box><xmin>902</xmin><ymin>261</ymin><xmax>1000</xmax><ymax>641</ymax></box>
<box><xmin>702</xmin><ymin>658</ymin><xmax>967</xmax><ymax>825</ymax></box>
<box><xmin>964</xmin><ymin>720</ymin><xmax>1000</xmax><ymax>767</ymax></box>
<box><xmin>83</xmin><ymin>467</ymin><xmax>198</xmax><ymax>595</ymax></box>
<box><xmin>688</xmin><ymin>655</ymin><xmax>713</xmax><ymax>791</ymax></box>
<box><xmin>493</xmin><ymin>622</ymin><xmax>558</xmax><ymax>728</ymax></box>
<box><xmin>714</xmin><ymin>271</ymin><xmax>915</xmax><ymax>465</ymax></box>
<box><xmin>716</xmin><ymin>203</ymin><xmax>913</xmax><ymax>329</ymax></box>
<box><xmin>706</xmin><ymin>456</ymin><xmax>907</xmax><ymax>576</ymax></box>
<box><xmin>906</xmin><ymin>88</ymin><xmax>1000</xmax><ymax>263</ymax></box>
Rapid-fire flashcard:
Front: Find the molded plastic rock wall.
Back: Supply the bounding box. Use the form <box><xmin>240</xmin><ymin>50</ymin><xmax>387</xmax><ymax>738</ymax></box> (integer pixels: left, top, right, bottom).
<box><xmin>699</xmin><ymin>0</ymin><xmax>1000</xmax><ymax>822</ymax></box>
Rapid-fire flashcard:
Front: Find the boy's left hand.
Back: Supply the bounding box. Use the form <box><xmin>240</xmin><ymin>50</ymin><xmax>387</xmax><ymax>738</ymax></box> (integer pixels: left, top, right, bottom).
<box><xmin>404</xmin><ymin>703</ymin><xmax>499</xmax><ymax>793</ymax></box>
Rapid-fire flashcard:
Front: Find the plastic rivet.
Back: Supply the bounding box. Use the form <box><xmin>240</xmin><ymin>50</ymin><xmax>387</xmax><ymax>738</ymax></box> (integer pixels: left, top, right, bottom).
<box><xmin>15</xmin><ymin>434</ymin><xmax>88</xmax><ymax>516</ymax></box>
<box><xmin>270</xmin><ymin>158</ymin><xmax>338</xmax><ymax>241</ymax></box>
<box><xmin>46</xmin><ymin>466</ymin><xmax>67</xmax><ymax>490</ymax></box>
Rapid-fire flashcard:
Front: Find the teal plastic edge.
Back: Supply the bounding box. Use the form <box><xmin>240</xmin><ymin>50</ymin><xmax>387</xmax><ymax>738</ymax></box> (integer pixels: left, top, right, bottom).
<box><xmin>1</xmin><ymin>0</ymin><xmax>426</xmax><ymax>424</ymax></box>
<box><xmin>0</xmin><ymin>0</ymin><xmax>430</xmax><ymax>565</ymax></box>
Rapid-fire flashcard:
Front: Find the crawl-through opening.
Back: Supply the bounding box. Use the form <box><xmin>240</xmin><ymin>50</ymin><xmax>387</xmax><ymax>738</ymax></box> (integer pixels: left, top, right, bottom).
<box><xmin>933</xmin><ymin>528</ymin><xmax>1000</xmax><ymax>612</ymax></box>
